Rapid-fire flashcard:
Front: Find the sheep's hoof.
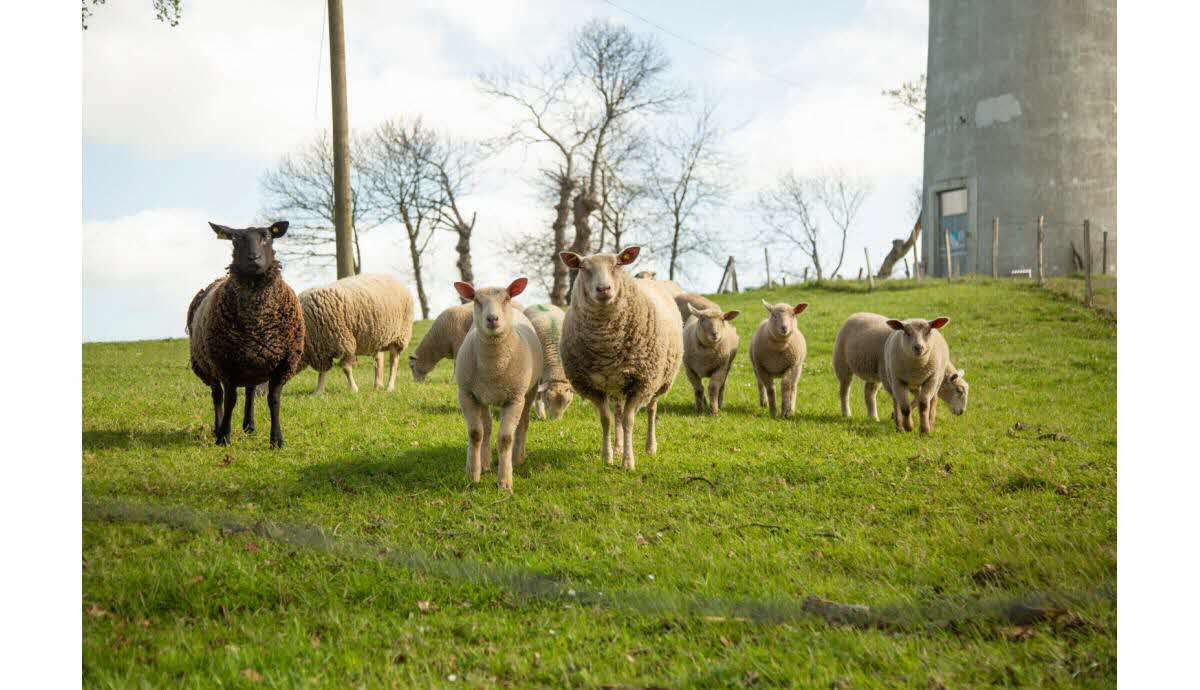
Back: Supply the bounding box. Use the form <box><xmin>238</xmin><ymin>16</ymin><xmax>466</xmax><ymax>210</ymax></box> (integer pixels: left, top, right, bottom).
<box><xmin>269</xmin><ymin>435</ymin><xmax>284</xmax><ymax>449</ymax></box>
<box><xmin>215</xmin><ymin>434</ymin><xmax>231</xmax><ymax>446</ymax></box>
<box><xmin>498</xmin><ymin>479</ymin><xmax>513</xmax><ymax>492</ymax></box>
<box><xmin>243</xmin><ymin>423</ymin><xmax>255</xmax><ymax>434</ymax></box>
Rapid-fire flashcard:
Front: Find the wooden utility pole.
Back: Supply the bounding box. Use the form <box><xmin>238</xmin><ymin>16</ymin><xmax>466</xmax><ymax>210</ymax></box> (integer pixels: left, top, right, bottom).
<box><xmin>1102</xmin><ymin>230</ymin><xmax>1109</xmax><ymax>275</ymax></box>
<box><xmin>991</xmin><ymin>217</ymin><xmax>1000</xmax><ymax>278</ymax></box>
<box><xmin>1083</xmin><ymin>220</ymin><xmax>1093</xmax><ymax>307</ymax></box>
<box><xmin>1036</xmin><ymin>215</ymin><xmax>1045</xmax><ymax>286</ymax></box>
<box><xmin>864</xmin><ymin>247</ymin><xmax>875</xmax><ymax>291</ymax></box>
<box><xmin>328</xmin><ymin>0</ymin><xmax>355</xmax><ymax>279</ymax></box>
<box><xmin>944</xmin><ymin>228</ymin><xmax>953</xmax><ymax>282</ymax></box>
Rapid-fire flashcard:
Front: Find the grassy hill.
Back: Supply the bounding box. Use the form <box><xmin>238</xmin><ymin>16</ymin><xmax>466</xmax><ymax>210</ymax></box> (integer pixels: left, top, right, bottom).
<box><xmin>83</xmin><ymin>277</ymin><xmax>1116</xmax><ymax>688</ymax></box>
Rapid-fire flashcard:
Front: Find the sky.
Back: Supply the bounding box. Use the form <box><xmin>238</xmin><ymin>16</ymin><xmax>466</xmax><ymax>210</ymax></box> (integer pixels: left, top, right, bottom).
<box><xmin>82</xmin><ymin>0</ymin><xmax>929</xmax><ymax>342</ymax></box>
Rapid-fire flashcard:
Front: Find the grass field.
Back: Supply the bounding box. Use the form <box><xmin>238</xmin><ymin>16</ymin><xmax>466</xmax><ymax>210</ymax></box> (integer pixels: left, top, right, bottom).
<box><xmin>82</xmin><ymin>277</ymin><xmax>1116</xmax><ymax>688</ymax></box>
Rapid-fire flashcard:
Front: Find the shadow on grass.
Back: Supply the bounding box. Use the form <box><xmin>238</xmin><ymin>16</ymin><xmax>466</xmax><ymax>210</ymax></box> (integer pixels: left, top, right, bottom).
<box><xmin>83</xmin><ymin>429</ymin><xmax>197</xmax><ymax>451</ymax></box>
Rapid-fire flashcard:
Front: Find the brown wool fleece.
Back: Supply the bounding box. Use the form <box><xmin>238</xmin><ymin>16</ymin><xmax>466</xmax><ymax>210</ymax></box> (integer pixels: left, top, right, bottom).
<box><xmin>187</xmin><ymin>263</ymin><xmax>305</xmax><ymax>388</ymax></box>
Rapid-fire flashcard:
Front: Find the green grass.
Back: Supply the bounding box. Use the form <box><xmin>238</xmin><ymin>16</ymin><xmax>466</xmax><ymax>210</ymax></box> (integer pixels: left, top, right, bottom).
<box><xmin>83</xmin><ymin>278</ymin><xmax>1116</xmax><ymax>688</ymax></box>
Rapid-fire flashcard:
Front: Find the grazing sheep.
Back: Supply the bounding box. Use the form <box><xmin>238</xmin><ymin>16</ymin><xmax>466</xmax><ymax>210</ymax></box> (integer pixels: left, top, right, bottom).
<box><xmin>187</xmin><ymin>221</ymin><xmax>305</xmax><ymax>449</ymax></box>
<box><xmin>559</xmin><ymin>246</ymin><xmax>683</xmax><ymax>470</ymax></box>
<box><xmin>682</xmin><ymin>303</ymin><xmax>740</xmax><ymax>415</ymax></box>
<box><xmin>833</xmin><ymin>312</ymin><xmax>970</xmax><ymax>423</ymax></box>
<box><xmin>408</xmin><ymin>303</ymin><xmax>473</xmax><ymax>382</ymax></box>
<box><xmin>674</xmin><ymin>292</ymin><xmax>719</xmax><ymax>324</ymax></box>
<box><xmin>882</xmin><ymin>316</ymin><xmax>952</xmax><ymax>434</ymax></box>
<box><xmin>453</xmin><ymin>278</ymin><xmax>543</xmax><ymax>491</ymax></box>
<box><xmin>640</xmin><ymin>278</ymin><xmax>684</xmax><ymax>300</ymax></box>
<box><xmin>298</xmin><ymin>273</ymin><xmax>414</xmax><ymax>394</ymax></box>
<box><xmin>523</xmin><ymin>304</ymin><xmax>574</xmax><ymax>420</ymax></box>
<box><xmin>749</xmin><ymin>300</ymin><xmax>809</xmax><ymax>418</ymax></box>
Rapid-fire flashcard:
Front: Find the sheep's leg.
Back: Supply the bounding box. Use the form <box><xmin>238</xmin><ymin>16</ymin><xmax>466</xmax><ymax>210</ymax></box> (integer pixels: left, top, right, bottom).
<box><xmin>209</xmin><ymin>385</ymin><xmax>224</xmax><ymax>440</ymax></box>
<box><xmin>513</xmin><ymin>388</ymin><xmax>536</xmax><ymax>466</ymax></box>
<box><xmin>341</xmin><ymin>357</ymin><xmax>359</xmax><ymax>393</ymax></box>
<box><xmin>918</xmin><ymin>396</ymin><xmax>932</xmax><ymax>434</ymax></box>
<box><xmin>459</xmin><ymin>390</ymin><xmax>485</xmax><ymax>483</ymax></box>
<box><xmin>480</xmin><ymin>409</ymin><xmax>493</xmax><ymax>472</ymax></box>
<box><xmin>838</xmin><ymin>371</ymin><xmax>853</xmax><ymax>417</ymax></box>
<box><xmin>707</xmin><ymin>369</ymin><xmax>727</xmax><ymax>416</ymax></box>
<box><xmin>781</xmin><ymin>364</ymin><xmax>801</xmax><ymax>418</ymax></box>
<box><xmin>645</xmin><ymin>397</ymin><xmax>658</xmax><ymax>455</ymax></box>
<box><xmin>313</xmin><ymin>369</ymin><xmax>327</xmax><ymax>396</ymax></box>
<box><xmin>387</xmin><ymin>348</ymin><xmax>402</xmax><ymax>391</ymax></box>
<box><xmin>267</xmin><ymin>377</ymin><xmax>285</xmax><ymax>449</ymax></box>
<box><xmin>620</xmin><ymin>394</ymin><xmax>640</xmax><ymax>471</ymax></box>
<box><xmin>595</xmin><ymin>396</ymin><xmax>614</xmax><ymax>465</ymax></box>
<box><xmin>930</xmin><ymin>396</ymin><xmax>939</xmax><ymax>429</ymax></box>
<box><xmin>216</xmin><ymin>382</ymin><xmax>237</xmax><ymax>446</ymax></box>
<box><xmin>756</xmin><ymin>374</ymin><xmax>768</xmax><ymax>407</ymax></box>
<box><xmin>242</xmin><ymin>385</ymin><xmax>256</xmax><ymax>434</ymax></box>
<box><xmin>864</xmin><ymin>381</ymin><xmax>881</xmax><ymax>422</ymax></box>
<box><xmin>685</xmin><ymin>366</ymin><xmax>706</xmax><ymax>413</ymax></box>
<box><xmin>766</xmin><ymin>379</ymin><xmax>778</xmax><ymax>417</ymax></box>
<box><xmin>918</xmin><ymin>382</ymin><xmax>937</xmax><ymax>434</ymax></box>
<box><xmin>894</xmin><ymin>386</ymin><xmax>913</xmax><ymax>432</ymax></box>
<box><xmin>612</xmin><ymin>399</ymin><xmax>626</xmax><ymax>458</ymax></box>
<box><xmin>496</xmin><ymin>402</ymin><xmax>523</xmax><ymax>491</ymax></box>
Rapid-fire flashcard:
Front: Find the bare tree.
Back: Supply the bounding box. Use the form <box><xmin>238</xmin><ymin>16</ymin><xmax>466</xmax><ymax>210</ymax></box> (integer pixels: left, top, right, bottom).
<box><xmin>877</xmin><ymin>181</ymin><xmax>925</xmax><ymax>278</ymax></box>
<box><xmin>480</xmin><ymin>62</ymin><xmax>596</xmax><ymax>306</ymax></box>
<box><xmin>568</xmin><ymin>20</ymin><xmax>681</xmax><ymax>260</ymax></box>
<box><xmin>362</xmin><ymin>118</ymin><xmax>441</xmax><ymax>319</ymax></box>
<box><xmin>883</xmin><ymin>73</ymin><xmax>926</xmax><ymax>128</ymax></box>
<box><xmin>760</xmin><ymin>169</ymin><xmax>871</xmax><ymax>281</ymax></box>
<box><xmin>259</xmin><ymin>130</ymin><xmax>375</xmax><ymax>276</ymax></box>
<box><xmin>595</xmin><ymin>124</ymin><xmax>650</xmax><ymax>253</ymax></box>
<box><xmin>421</xmin><ymin>136</ymin><xmax>486</xmax><ymax>295</ymax></box>
<box><xmin>646</xmin><ymin>101</ymin><xmax>728</xmax><ymax>281</ymax></box>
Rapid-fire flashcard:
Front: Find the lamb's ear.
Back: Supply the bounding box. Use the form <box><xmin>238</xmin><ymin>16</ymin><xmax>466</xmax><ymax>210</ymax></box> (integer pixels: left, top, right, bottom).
<box><xmin>793</xmin><ymin>303</ymin><xmax>809</xmax><ymax>315</ymax></box>
<box><xmin>507</xmin><ymin>277</ymin><xmax>529</xmax><ymax>298</ymax></box>
<box><xmin>956</xmin><ymin>368</ymin><xmax>965</xmax><ymax>379</ymax></box>
<box><xmin>268</xmin><ymin>221</ymin><xmax>289</xmax><ymax>238</ymax></box>
<box><xmin>453</xmin><ymin>281</ymin><xmax>475</xmax><ymax>301</ymax></box>
<box><xmin>537</xmin><ymin>382</ymin><xmax>548</xmax><ymax>393</ymax></box>
<box><xmin>209</xmin><ymin>222</ymin><xmax>234</xmax><ymax>240</ymax></box>
<box><xmin>723</xmin><ymin>310</ymin><xmax>740</xmax><ymax>321</ymax></box>
<box><xmin>929</xmin><ymin>316</ymin><xmax>950</xmax><ymax>330</ymax></box>
<box><xmin>946</xmin><ymin>370</ymin><xmax>958</xmax><ymax>381</ymax></box>
<box><xmin>886</xmin><ymin>319</ymin><xmax>905</xmax><ymax>331</ymax></box>
<box><xmin>559</xmin><ymin>252</ymin><xmax>581</xmax><ymax>269</ymax></box>
<box><xmin>616</xmin><ymin>246</ymin><xmax>640</xmax><ymax>265</ymax></box>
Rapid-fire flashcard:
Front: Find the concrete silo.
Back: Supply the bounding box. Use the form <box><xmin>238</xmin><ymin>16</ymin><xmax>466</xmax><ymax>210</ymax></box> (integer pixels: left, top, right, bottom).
<box><xmin>921</xmin><ymin>0</ymin><xmax>1116</xmax><ymax>277</ymax></box>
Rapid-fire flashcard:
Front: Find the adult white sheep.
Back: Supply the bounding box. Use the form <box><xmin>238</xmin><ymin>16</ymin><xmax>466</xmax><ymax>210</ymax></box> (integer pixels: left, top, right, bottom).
<box><xmin>298</xmin><ymin>273</ymin><xmax>414</xmax><ymax>394</ymax></box>
<box><xmin>523</xmin><ymin>304</ymin><xmax>574</xmax><ymax>420</ymax></box>
<box><xmin>833</xmin><ymin>312</ymin><xmax>970</xmax><ymax>423</ymax></box>
<box><xmin>682</xmin><ymin>303</ymin><xmax>740</xmax><ymax>415</ymax></box>
<box><xmin>881</xmin><ymin>316</ymin><xmax>957</xmax><ymax>434</ymax></box>
<box><xmin>453</xmin><ymin>278</ymin><xmax>542</xmax><ymax>491</ymax></box>
<box><xmin>559</xmin><ymin>246</ymin><xmax>683</xmax><ymax>470</ymax></box>
<box><xmin>749</xmin><ymin>300</ymin><xmax>808</xmax><ymax>418</ymax></box>
<box><xmin>408</xmin><ymin>303</ymin><xmax>473</xmax><ymax>382</ymax></box>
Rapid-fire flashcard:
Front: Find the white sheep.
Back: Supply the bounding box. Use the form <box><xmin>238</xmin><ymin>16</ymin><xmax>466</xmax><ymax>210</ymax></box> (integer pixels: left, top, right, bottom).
<box><xmin>523</xmin><ymin>304</ymin><xmax>574</xmax><ymax>420</ymax></box>
<box><xmin>298</xmin><ymin>273</ymin><xmax>414</xmax><ymax>394</ymax></box>
<box><xmin>559</xmin><ymin>247</ymin><xmax>683</xmax><ymax>470</ymax></box>
<box><xmin>408</xmin><ymin>304</ymin><xmax>473</xmax><ymax>382</ymax></box>
<box><xmin>749</xmin><ymin>300</ymin><xmax>809</xmax><ymax>418</ymax></box>
<box><xmin>833</xmin><ymin>312</ymin><xmax>970</xmax><ymax>423</ymax></box>
<box><xmin>682</xmin><ymin>303</ymin><xmax>741</xmax><ymax>415</ymax></box>
<box><xmin>881</xmin><ymin>316</ymin><xmax>954</xmax><ymax>434</ymax></box>
<box><xmin>674</xmin><ymin>292</ymin><xmax>719</xmax><ymax>324</ymax></box>
<box><xmin>453</xmin><ymin>278</ymin><xmax>543</xmax><ymax>491</ymax></box>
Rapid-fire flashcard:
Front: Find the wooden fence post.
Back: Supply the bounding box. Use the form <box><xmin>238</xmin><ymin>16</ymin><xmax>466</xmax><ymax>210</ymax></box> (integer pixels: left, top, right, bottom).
<box><xmin>857</xmin><ymin>268</ymin><xmax>863</xmax><ymax>281</ymax></box>
<box><xmin>992</xmin><ymin>217</ymin><xmax>1000</xmax><ymax>278</ymax></box>
<box><xmin>903</xmin><ymin>257</ymin><xmax>910</xmax><ymax>278</ymax></box>
<box><xmin>912</xmin><ymin>240</ymin><xmax>921</xmax><ymax>284</ymax></box>
<box><xmin>1102</xmin><ymin>230</ymin><xmax>1109</xmax><ymax>275</ymax></box>
<box><xmin>764</xmin><ymin>247</ymin><xmax>771</xmax><ymax>287</ymax></box>
<box><xmin>864</xmin><ymin>247</ymin><xmax>875</xmax><ymax>291</ymax></box>
<box><xmin>1037</xmin><ymin>215</ymin><xmax>1045</xmax><ymax>286</ymax></box>
<box><xmin>803</xmin><ymin>267</ymin><xmax>809</xmax><ymax>283</ymax></box>
<box><xmin>1084</xmin><ymin>220</ymin><xmax>1093</xmax><ymax>307</ymax></box>
<box><xmin>944</xmin><ymin>228</ymin><xmax>953</xmax><ymax>283</ymax></box>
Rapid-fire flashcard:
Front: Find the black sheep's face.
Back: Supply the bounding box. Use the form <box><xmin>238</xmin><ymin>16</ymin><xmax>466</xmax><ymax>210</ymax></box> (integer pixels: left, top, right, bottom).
<box><xmin>210</xmin><ymin>221</ymin><xmax>289</xmax><ymax>276</ymax></box>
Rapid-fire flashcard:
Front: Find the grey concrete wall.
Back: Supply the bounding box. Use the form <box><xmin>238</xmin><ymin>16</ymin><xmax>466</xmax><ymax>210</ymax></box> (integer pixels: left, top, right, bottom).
<box><xmin>922</xmin><ymin>0</ymin><xmax>1116</xmax><ymax>277</ymax></box>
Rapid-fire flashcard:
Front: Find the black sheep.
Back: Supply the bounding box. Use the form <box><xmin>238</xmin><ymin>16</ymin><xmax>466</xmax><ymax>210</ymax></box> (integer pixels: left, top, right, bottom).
<box><xmin>186</xmin><ymin>221</ymin><xmax>305</xmax><ymax>448</ymax></box>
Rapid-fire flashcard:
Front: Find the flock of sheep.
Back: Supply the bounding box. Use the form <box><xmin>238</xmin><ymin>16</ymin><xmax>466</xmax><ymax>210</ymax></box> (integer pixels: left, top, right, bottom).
<box><xmin>186</xmin><ymin>221</ymin><xmax>970</xmax><ymax>489</ymax></box>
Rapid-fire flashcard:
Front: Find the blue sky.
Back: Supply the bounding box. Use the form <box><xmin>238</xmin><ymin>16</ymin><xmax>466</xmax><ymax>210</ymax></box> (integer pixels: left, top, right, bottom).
<box><xmin>83</xmin><ymin>0</ymin><xmax>928</xmax><ymax>342</ymax></box>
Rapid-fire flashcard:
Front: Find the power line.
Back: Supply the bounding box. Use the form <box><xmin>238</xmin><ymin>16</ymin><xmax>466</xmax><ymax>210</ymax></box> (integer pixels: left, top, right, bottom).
<box><xmin>596</xmin><ymin>0</ymin><xmax>803</xmax><ymax>89</ymax></box>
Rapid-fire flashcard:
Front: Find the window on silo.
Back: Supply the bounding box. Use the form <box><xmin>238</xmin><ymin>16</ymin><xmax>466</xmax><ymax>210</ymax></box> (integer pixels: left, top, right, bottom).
<box><xmin>937</xmin><ymin>188</ymin><xmax>969</xmax><ymax>276</ymax></box>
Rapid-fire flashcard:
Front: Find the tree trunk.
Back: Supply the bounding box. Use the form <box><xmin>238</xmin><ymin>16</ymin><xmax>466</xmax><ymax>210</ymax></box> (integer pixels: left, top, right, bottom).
<box><xmin>564</xmin><ymin>183</ymin><xmax>601</xmax><ymax>302</ymax></box>
<box><xmin>407</xmin><ymin>232</ymin><xmax>430</xmax><ymax>319</ymax></box>
<box><xmin>548</xmin><ymin>174</ymin><xmax>574</xmax><ymax>307</ymax></box>
<box><xmin>669</xmin><ymin>218</ymin><xmax>682</xmax><ymax>281</ymax></box>
<box><xmin>327</xmin><ymin>0</ymin><xmax>356</xmax><ymax>279</ymax></box>
<box><xmin>877</xmin><ymin>212</ymin><xmax>922</xmax><ymax>278</ymax></box>
<box><xmin>454</xmin><ymin>224</ymin><xmax>473</xmax><ymax>301</ymax></box>
<box><xmin>352</xmin><ymin>225</ymin><xmax>362</xmax><ymax>275</ymax></box>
